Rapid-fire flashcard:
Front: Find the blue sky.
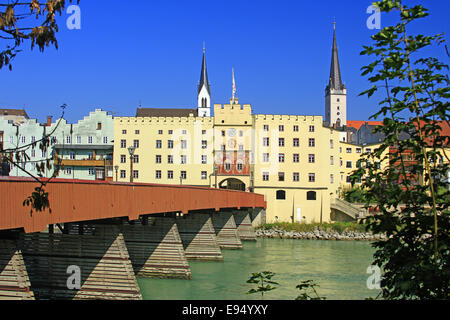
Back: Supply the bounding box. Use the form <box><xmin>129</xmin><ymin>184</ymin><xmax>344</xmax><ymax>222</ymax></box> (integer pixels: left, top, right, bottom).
<box><xmin>0</xmin><ymin>0</ymin><xmax>449</xmax><ymax>123</ymax></box>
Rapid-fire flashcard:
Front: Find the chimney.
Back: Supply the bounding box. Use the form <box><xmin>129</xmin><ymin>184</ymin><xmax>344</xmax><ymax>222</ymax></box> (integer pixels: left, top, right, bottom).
<box><xmin>46</xmin><ymin>116</ymin><xmax>52</xmax><ymax>126</ymax></box>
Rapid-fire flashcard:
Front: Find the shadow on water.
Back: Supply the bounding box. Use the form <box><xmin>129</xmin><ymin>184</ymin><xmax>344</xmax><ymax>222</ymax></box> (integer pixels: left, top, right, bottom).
<box><xmin>138</xmin><ymin>238</ymin><xmax>380</xmax><ymax>300</ymax></box>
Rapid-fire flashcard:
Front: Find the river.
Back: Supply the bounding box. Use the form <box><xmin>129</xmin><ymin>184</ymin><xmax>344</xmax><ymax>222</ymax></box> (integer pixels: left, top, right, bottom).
<box><xmin>138</xmin><ymin>238</ymin><xmax>381</xmax><ymax>300</ymax></box>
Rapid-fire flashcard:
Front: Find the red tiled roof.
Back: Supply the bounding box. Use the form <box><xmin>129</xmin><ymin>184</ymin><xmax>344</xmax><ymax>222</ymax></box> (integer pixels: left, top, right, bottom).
<box><xmin>347</xmin><ymin>120</ymin><xmax>383</xmax><ymax>130</ymax></box>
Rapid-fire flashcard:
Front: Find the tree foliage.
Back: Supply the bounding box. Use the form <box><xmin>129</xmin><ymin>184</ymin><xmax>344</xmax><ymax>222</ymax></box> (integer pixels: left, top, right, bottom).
<box><xmin>0</xmin><ymin>0</ymin><xmax>79</xmax><ymax>70</ymax></box>
<box><xmin>354</xmin><ymin>0</ymin><xmax>449</xmax><ymax>299</ymax></box>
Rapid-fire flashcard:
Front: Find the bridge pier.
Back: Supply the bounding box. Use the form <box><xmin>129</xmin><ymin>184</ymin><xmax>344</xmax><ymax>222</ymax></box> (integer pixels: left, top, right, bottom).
<box><xmin>97</xmin><ymin>219</ymin><xmax>192</xmax><ymax>280</ymax></box>
<box><xmin>233</xmin><ymin>210</ymin><xmax>257</xmax><ymax>241</ymax></box>
<box><xmin>18</xmin><ymin>229</ymin><xmax>142</xmax><ymax>300</ymax></box>
<box><xmin>0</xmin><ymin>239</ymin><xmax>34</xmax><ymax>300</ymax></box>
<box><xmin>175</xmin><ymin>214</ymin><xmax>223</xmax><ymax>261</ymax></box>
<box><xmin>210</xmin><ymin>211</ymin><xmax>243</xmax><ymax>249</ymax></box>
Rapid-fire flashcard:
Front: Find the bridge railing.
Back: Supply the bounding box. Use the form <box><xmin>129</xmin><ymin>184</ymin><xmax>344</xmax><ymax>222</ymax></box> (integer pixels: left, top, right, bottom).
<box><xmin>0</xmin><ymin>177</ymin><xmax>266</xmax><ymax>234</ymax></box>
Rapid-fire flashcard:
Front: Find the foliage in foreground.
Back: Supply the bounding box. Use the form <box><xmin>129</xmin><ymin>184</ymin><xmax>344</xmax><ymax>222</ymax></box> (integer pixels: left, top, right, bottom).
<box><xmin>354</xmin><ymin>0</ymin><xmax>449</xmax><ymax>299</ymax></box>
<box><xmin>246</xmin><ymin>271</ymin><xmax>279</xmax><ymax>299</ymax></box>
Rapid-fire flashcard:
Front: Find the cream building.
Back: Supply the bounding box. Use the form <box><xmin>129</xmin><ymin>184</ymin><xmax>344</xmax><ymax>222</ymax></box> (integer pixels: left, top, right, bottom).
<box><xmin>113</xmin><ymin>27</ymin><xmax>378</xmax><ymax>224</ymax></box>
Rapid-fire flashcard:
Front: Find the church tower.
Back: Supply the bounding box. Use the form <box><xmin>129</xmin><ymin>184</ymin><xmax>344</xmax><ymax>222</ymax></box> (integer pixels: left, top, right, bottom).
<box><xmin>325</xmin><ymin>23</ymin><xmax>347</xmax><ymax>128</ymax></box>
<box><xmin>198</xmin><ymin>46</ymin><xmax>211</xmax><ymax>117</ymax></box>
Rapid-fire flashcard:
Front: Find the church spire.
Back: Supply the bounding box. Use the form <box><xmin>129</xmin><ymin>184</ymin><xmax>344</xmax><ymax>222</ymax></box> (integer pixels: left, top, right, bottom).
<box><xmin>198</xmin><ymin>45</ymin><xmax>211</xmax><ymax>95</ymax></box>
<box><xmin>197</xmin><ymin>44</ymin><xmax>211</xmax><ymax>117</ymax></box>
<box><xmin>328</xmin><ymin>22</ymin><xmax>344</xmax><ymax>91</ymax></box>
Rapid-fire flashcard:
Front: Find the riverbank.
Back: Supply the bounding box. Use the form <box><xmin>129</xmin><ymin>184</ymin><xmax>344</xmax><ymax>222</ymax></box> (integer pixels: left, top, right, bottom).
<box><xmin>255</xmin><ymin>222</ymin><xmax>386</xmax><ymax>241</ymax></box>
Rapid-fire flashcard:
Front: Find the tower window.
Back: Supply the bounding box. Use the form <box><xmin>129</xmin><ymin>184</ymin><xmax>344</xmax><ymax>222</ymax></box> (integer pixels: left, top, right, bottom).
<box><xmin>307</xmin><ymin>191</ymin><xmax>317</xmax><ymax>201</ymax></box>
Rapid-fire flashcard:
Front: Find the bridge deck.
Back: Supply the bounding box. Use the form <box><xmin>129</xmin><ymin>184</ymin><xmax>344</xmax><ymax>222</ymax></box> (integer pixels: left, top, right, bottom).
<box><xmin>0</xmin><ymin>177</ymin><xmax>266</xmax><ymax>234</ymax></box>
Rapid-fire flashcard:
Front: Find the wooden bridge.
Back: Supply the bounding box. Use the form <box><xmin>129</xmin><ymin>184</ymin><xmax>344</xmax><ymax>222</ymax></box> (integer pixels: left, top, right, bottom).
<box><xmin>0</xmin><ymin>177</ymin><xmax>266</xmax><ymax>300</ymax></box>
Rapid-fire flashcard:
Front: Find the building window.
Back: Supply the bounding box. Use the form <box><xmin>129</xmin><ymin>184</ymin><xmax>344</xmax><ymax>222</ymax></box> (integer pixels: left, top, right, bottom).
<box><xmin>262</xmin><ymin>172</ymin><xmax>269</xmax><ymax>181</ymax></box>
<box><xmin>330</xmin><ymin>156</ymin><xmax>334</xmax><ymax>165</ymax></box>
<box><xmin>21</xmin><ymin>136</ymin><xmax>26</xmax><ymax>144</ymax></box>
<box><xmin>156</xmin><ymin>170</ymin><xmax>161</xmax><ymax>179</ymax></box>
<box><xmin>308</xmin><ymin>138</ymin><xmax>315</xmax><ymax>147</ymax></box>
<box><xmin>276</xmin><ymin>190</ymin><xmax>286</xmax><ymax>200</ymax></box>
<box><xmin>168</xmin><ymin>140</ymin><xmax>174</xmax><ymax>149</ymax></box>
<box><xmin>202</xmin><ymin>130</ymin><xmax>207</xmax><ymax>135</ymax></box>
<box><xmin>309</xmin><ymin>125</ymin><xmax>315</xmax><ymax>132</ymax></box>
<box><xmin>201</xmin><ymin>155</ymin><xmax>207</xmax><ymax>164</ymax></box>
<box><xmin>278</xmin><ymin>138</ymin><xmax>285</xmax><ymax>147</ymax></box>
<box><xmin>307</xmin><ymin>191</ymin><xmax>317</xmax><ymax>201</ymax></box>
<box><xmin>237</xmin><ymin>162</ymin><xmax>243</xmax><ymax>172</ymax></box>
<box><xmin>278</xmin><ymin>172</ymin><xmax>285</xmax><ymax>182</ymax></box>
<box><xmin>239</xmin><ymin>130</ymin><xmax>243</xmax><ymax>137</ymax></box>
<box><xmin>168</xmin><ymin>171</ymin><xmax>174</xmax><ymax>179</ymax></box>
<box><xmin>88</xmin><ymin>136</ymin><xmax>93</xmax><ymax>144</ymax></box>
<box><xmin>120</xmin><ymin>170</ymin><xmax>126</xmax><ymax>179</ymax></box>
<box><xmin>293</xmin><ymin>138</ymin><xmax>299</xmax><ymax>147</ymax></box>
<box><xmin>202</xmin><ymin>140</ymin><xmax>207</xmax><ymax>149</ymax></box>
<box><xmin>31</xmin><ymin>136</ymin><xmax>36</xmax><ymax>143</ymax></box>
<box><xmin>133</xmin><ymin>170</ymin><xmax>139</xmax><ymax>179</ymax></box>
<box><xmin>156</xmin><ymin>140</ymin><xmax>162</xmax><ymax>148</ymax></box>
<box><xmin>121</xmin><ymin>155</ymin><xmax>126</xmax><ymax>163</ymax></box>
<box><xmin>133</xmin><ymin>140</ymin><xmax>139</xmax><ymax>148</ymax></box>
<box><xmin>366</xmin><ymin>148</ymin><xmax>372</xmax><ymax>153</ymax></box>
<box><xmin>346</xmin><ymin>148</ymin><xmax>352</xmax><ymax>153</ymax></box>
<box><xmin>225</xmin><ymin>163</ymin><xmax>231</xmax><ymax>171</ymax></box>
<box><xmin>263</xmin><ymin>153</ymin><xmax>269</xmax><ymax>163</ymax></box>
<box><xmin>279</xmin><ymin>125</ymin><xmax>284</xmax><ymax>132</ymax></box>
<box><xmin>239</xmin><ymin>144</ymin><xmax>244</xmax><ymax>151</ymax></box>
<box><xmin>70</xmin><ymin>152</ymin><xmax>76</xmax><ymax>160</ymax></box>
<box><xmin>293</xmin><ymin>172</ymin><xmax>300</xmax><ymax>182</ymax></box>
<box><xmin>88</xmin><ymin>168</ymin><xmax>95</xmax><ymax>176</ymax></box>
<box><xmin>356</xmin><ymin>148</ymin><xmax>362</xmax><ymax>154</ymax></box>
<box><xmin>66</xmin><ymin>136</ymin><xmax>71</xmax><ymax>144</ymax></box>
<box><xmin>121</xmin><ymin>140</ymin><xmax>126</xmax><ymax>148</ymax></box>
<box><xmin>181</xmin><ymin>155</ymin><xmax>187</xmax><ymax>164</ymax></box>
<box><xmin>346</xmin><ymin>175</ymin><xmax>352</xmax><ymax>183</ymax></box>
<box><xmin>308</xmin><ymin>173</ymin><xmax>315</xmax><ymax>182</ymax></box>
<box><xmin>65</xmin><ymin>167</ymin><xmax>72</xmax><ymax>175</ymax></box>
<box><xmin>182</xmin><ymin>130</ymin><xmax>187</xmax><ymax>135</ymax></box>
<box><xmin>133</xmin><ymin>155</ymin><xmax>139</xmax><ymax>163</ymax></box>
<box><xmin>308</xmin><ymin>154</ymin><xmax>315</xmax><ymax>163</ymax></box>
<box><xmin>330</xmin><ymin>140</ymin><xmax>334</xmax><ymax>149</ymax></box>
<box><xmin>181</xmin><ymin>171</ymin><xmax>187</xmax><ymax>180</ymax></box>
<box><xmin>75</xmin><ymin>136</ymin><xmax>81</xmax><ymax>144</ymax></box>
<box><xmin>31</xmin><ymin>149</ymin><xmax>36</xmax><ymax>158</ymax></box>
<box><xmin>346</xmin><ymin>161</ymin><xmax>352</xmax><ymax>168</ymax></box>
<box><xmin>201</xmin><ymin>171</ymin><xmax>207</xmax><ymax>180</ymax></box>
<box><xmin>293</xmin><ymin>125</ymin><xmax>299</xmax><ymax>132</ymax></box>
<box><xmin>263</xmin><ymin>137</ymin><xmax>269</xmax><ymax>147</ymax></box>
<box><xmin>279</xmin><ymin>154</ymin><xmax>285</xmax><ymax>163</ymax></box>
<box><xmin>293</xmin><ymin>154</ymin><xmax>299</xmax><ymax>163</ymax></box>
<box><xmin>181</xmin><ymin>140</ymin><xmax>187</xmax><ymax>149</ymax></box>
<box><xmin>122</xmin><ymin>130</ymin><xmax>127</xmax><ymax>134</ymax></box>
<box><xmin>221</xmin><ymin>145</ymin><xmax>226</xmax><ymax>151</ymax></box>
<box><xmin>156</xmin><ymin>155</ymin><xmax>161</xmax><ymax>164</ymax></box>
<box><xmin>158</xmin><ymin>130</ymin><xmax>163</xmax><ymax>135</ymax></box>
<box><xmin>263</xmin><ymin>125</ymin><xmax>269</xmax><ymax>132</ymax></box>
<box><xmin>222</xmin><ymin>131</ymin><xmax>226</xmax><ymax>137</ymax></box>
<box><xmin>330</xmin><ymin>174</ymin><xmax>334</xmax><ymax>184</ymax></box>
<box><xmin>168</xmin><ymin>155</ymin><xmax>174</xmax><ymax>164</ymax></box>
<box><xmin>97</xmin><ymin>122</ymin><xmax>102</xmax><ymax>130</ymax></box>
<box><xmin>168</xmin><ymin>130</ymin><xmax>173</xmax><ymax>135</ymax></box>
<box><xmin>103</xmin><ymin>137</ymin><xmax>108</xmax><ymax>144</ymax></box>
<box><xmin>135</xmin><ymin>130</ymin><xmax>140</xmax><ymax>135</ymax></box>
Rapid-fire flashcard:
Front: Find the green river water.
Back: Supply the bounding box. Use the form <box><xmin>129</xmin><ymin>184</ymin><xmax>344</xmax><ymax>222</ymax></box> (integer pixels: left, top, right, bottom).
<box><xmin>138</xmin><ymin>238</ymin><xmax>380</xmax><ymax>300</ymax></box>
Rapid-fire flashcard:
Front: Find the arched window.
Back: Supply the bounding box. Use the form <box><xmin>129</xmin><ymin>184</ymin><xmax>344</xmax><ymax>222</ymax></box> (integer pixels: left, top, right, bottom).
<box><xmin>276</xmin><ymin>190</ymin><xmax>286</xmax><ymax>200</ymax></box>
<box><xmin>307</xmin><ymin>191</ymin><xmax>317</xmax><ymax>201</ymax></box>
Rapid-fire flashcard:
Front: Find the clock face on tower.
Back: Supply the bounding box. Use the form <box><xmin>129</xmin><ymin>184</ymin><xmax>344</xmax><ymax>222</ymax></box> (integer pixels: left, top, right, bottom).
<box><xmin>227</xmin><ymin>128</ymin><xmax>236</xmax><ymax>137</ymax></box>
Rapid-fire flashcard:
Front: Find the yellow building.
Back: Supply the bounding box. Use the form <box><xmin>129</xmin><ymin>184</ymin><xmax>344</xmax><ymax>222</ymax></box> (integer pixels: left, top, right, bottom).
<box><xmin>113</xmin><ymin>26</ymin><xmax>384</xmax><ymax>224</ymax></box>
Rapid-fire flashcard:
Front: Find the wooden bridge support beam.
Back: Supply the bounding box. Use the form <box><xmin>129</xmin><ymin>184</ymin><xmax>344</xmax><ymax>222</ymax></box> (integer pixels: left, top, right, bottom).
<box><xmin>175</xmin><ymin>214</ymin><xmax>223</xmax><ymax>261</ymax></box>
<box><xmin>0</xmin><ymin>239</ymin><xmax>34</xmax><ymax>300</ymax></box>
<box><xmin>233</xmin><ymin>210</ymin><xmax>257</xmax><ymax>241</ymax></box>
<box><xmin>18</xmin><ymin>229</ymin><xmax>142</xmax><ymax>300</ymax></box>
<box><xmin>210</xmin><ymin>211</ymin><xmax>243</xmax><ymax>249</ymax></box>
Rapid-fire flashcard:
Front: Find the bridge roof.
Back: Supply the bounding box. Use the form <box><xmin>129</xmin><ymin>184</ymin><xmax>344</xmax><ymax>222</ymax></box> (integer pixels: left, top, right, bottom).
<box><xmin>0</xmin><ymin>177</ymin><xmax>266</xmax><ymax>234</ymax></box>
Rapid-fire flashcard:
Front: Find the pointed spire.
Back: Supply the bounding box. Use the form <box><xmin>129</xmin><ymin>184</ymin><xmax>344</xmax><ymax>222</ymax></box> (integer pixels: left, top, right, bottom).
<box><xmin>198</xmin><ymin>44</ymin><xmax>211</xmax><ymax>95</ymax></box>
<box><xmin>328</xmin><ymin>22</ymin><xmax>344</xmax><ymax>91</ymax></box>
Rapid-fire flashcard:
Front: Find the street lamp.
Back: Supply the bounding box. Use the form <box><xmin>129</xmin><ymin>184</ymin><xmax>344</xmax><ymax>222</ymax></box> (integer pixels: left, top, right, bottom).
<box><xmin>114</xmin><ymin>165</ymin><xmax>119</xmax><ymax>181</ymax></box>
<box><xmin>128</xmin><ymin>146</ymin><xmax>136</xmax><ymax>183</ymax></box>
